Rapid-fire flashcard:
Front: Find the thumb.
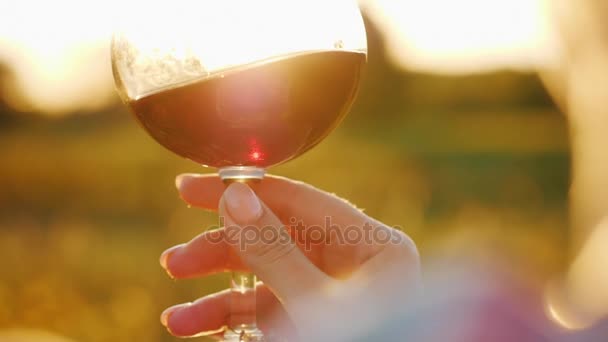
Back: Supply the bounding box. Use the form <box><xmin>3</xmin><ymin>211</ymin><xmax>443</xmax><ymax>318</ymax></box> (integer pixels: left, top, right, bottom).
<box><xmin>220</xmin><ymin>182</ymin><xmax>330</xmax><ymax>303</ymax></box>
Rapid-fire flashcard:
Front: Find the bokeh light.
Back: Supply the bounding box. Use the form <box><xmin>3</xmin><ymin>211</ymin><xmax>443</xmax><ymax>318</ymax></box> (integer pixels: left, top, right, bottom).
<box><xmin>360</xmin><ymin>0</ymin><xmax>561</xmax><ymax>73</ymax></box>
<box><xmin>0</xmin><ymin>1</ymin><xmax>119</xmax><ymax>114</ymax></box>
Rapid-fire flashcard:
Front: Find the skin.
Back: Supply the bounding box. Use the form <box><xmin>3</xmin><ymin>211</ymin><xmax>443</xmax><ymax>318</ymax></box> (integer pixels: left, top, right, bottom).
<box><xmin>159</xmin><ymin>174</ymin><xmax>420</xmax><ymax>340</ymax></box>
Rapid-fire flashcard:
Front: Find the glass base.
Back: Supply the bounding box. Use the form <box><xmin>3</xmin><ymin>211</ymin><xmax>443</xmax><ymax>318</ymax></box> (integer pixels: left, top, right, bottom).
<box><xmin>223</xmin><ymin>326</ymin><xmax>265</xmax><ymax>342</ymax></box>
<box><xmin>219</xmin><ymin>166</ymin><xmax>266</xmax><ymax>182</ymax></box>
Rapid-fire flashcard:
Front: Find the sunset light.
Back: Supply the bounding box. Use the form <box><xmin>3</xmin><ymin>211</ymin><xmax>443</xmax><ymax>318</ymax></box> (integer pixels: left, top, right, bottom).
<box><xmin>0</xmin><ymin>0</ymin><xmax>560</xmax><ymax>114</ymax></box>
<box><xmin>114</xmin><ymin>0</ymin><xmax>366</xmax><ymax>100</ymax></box>
<box><xmin>0</xmin><ymin>1</ymin><xmax>118</xmax><ymax>113</ymax></box>
<box><xmin>360</xmin><ymin>0</ymin><xmax>561</xmax><ymax>73</ymax></box>
<box><xmin>3</xmin><ymin>1</ymin><xmax>608</xmax><ymax>340</ymax></box>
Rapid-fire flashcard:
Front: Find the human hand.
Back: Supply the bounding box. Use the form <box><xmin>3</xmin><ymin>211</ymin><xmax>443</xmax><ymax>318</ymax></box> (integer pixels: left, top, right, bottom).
<box><xmin>159</xmin><ymin>174</ymin><xmax>420</xmax><ymax>341</ymax></box>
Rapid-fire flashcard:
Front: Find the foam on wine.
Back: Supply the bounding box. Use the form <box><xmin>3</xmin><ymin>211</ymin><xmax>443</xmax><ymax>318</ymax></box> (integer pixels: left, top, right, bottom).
<box><xmin>128</xmin><ymin>50</ymin><xmax>365</xmax><ymax>168</ymax></box>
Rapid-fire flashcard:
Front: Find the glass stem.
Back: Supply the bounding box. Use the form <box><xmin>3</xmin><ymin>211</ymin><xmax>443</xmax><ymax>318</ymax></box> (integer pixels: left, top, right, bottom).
<box><xmin>228</xmin><ymin>272</ymin><xmax>259</xmax><ymax>334</ymax></box>
<box><xmin>220</xmin><ymin>167</ymin><xmax>266</xmax><ymax>342</ymax></box>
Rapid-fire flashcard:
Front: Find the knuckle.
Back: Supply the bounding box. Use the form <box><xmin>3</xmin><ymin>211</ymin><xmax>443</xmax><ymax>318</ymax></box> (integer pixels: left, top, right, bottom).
<box><xmin>247</xmin><ymin>228</ymin><xmax>297</xmax><ymax>266</ymax></box>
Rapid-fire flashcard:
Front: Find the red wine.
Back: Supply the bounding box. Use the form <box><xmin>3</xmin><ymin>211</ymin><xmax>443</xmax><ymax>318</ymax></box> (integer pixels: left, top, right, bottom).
<box><xmin>129</xmin><ymin>50</ymin><xmax>365</xmax><ymax>168</ymax></box>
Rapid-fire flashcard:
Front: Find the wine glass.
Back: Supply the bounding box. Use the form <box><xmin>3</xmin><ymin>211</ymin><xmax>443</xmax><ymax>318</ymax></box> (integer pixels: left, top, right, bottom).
<box><xmin>111</xmin><ymin>1</ymin><xmax>367</xmax><ymax>340</ymax></box>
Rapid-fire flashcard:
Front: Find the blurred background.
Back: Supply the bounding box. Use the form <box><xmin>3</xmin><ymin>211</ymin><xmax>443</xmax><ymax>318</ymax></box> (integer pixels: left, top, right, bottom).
<box><xmin>1</xmin><ymin>0</ymin><xmax>608</xmax><ymax>341</ymax></box>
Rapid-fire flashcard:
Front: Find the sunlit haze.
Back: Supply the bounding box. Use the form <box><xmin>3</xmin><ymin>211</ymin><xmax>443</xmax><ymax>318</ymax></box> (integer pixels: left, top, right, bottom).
<box><xmin>360</xmin><ymin>0</ymin><xmax>561</xmax><ymax>73</ymax></box>
<box><xmin>114</xmin><ymin>0</ymin><xmax>366</xmax><ymax>100</ymax></box>
<box><xmin>0</xmin><ymin>1</ymin><xmax>118</xmax><ymax>114</ymax></box>
<box><xmin>0</xmin><ymin>0</ymin><xmax>560</xmax><ymax>114</ymax></box>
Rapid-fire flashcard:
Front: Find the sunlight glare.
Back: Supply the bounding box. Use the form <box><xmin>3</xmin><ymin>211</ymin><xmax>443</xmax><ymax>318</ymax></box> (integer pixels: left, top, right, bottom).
<box><xmin>0</xmin><ymin>0</ymin><xmax>561</xmax><ymax>114</ymax></box>
<box><xmin>360</xmin><ymin>0</ymin><xmax>561</xmax><ymax>73</ymax></box>
<box><xmin>114</xmin><ymin>0</ymin><xmax>366</xmax><ymax>99</ymax></box>
<box><xmin>0</xmin><ymin>1</ymin><xmax>120</xmax><ymax>114</ymax></box>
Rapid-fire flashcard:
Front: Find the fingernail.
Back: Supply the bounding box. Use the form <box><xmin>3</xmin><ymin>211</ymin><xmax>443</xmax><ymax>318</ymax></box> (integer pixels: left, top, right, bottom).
<box><xmin>161</xmin><ymin>305</ymin><xmax>180</xmax><ymax>327</ymax></box>
<box><xmin>160</xmin><ymin>244</ymin><xmax>183</xmax><ymax>276</ymax></box>
<box><xmin>223</xmin><ymin>183</ymin><xmax>262</xmax><ymax>223</ymax></box>
<box><xmin>175</xmin><ymin>174</ymin><xmax>192</xmax><ymax>190</ymax></box>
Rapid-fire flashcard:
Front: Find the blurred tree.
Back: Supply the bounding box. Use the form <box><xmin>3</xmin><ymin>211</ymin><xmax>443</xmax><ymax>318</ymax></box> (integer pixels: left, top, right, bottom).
<box><xmin>401</xmin><ymin>71</ymin><xmax>555</xmax><ymax>112</ymax></box>
<box><xmin>0</xmin><ymin>62</ymin><xmax>18</xmax><ymax>126</ymax></box>
<box><xmin>351</xmin><ymin>13</ymin><xmax>405</xmax><ymax>120</ymax></box>
<box><xmin>355</xmin><ymin>11</ymin><xmax>555</xmax><ymax>122</ymax></box>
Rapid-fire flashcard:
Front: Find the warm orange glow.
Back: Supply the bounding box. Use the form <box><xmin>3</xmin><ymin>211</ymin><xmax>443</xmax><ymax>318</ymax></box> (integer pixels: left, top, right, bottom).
<box><xmin>0</xmin><ymin>1</ymin><xmax>118</xmax><ymax>114</ymax></box>
<box><xmin>114</xmin><ymin>0</ymin><xmax>366</xmax><ymax>100</ymax></box>
<box><xmin>360</xmin><ymin>0</ymin><xmax>561</xmax><ymax>73</ymax></box>
<box><xmin>0</xmin><ymin>0</ymin><xmax>560</xmax><ymax>114</ymax></box>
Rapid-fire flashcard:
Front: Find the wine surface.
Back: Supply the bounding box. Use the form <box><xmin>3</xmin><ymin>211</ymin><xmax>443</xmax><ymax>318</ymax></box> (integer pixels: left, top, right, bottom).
<box><xmin>129</xmin><ymin>50</ymin><xmax>365</xmax><ymax>168</ymax></box>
